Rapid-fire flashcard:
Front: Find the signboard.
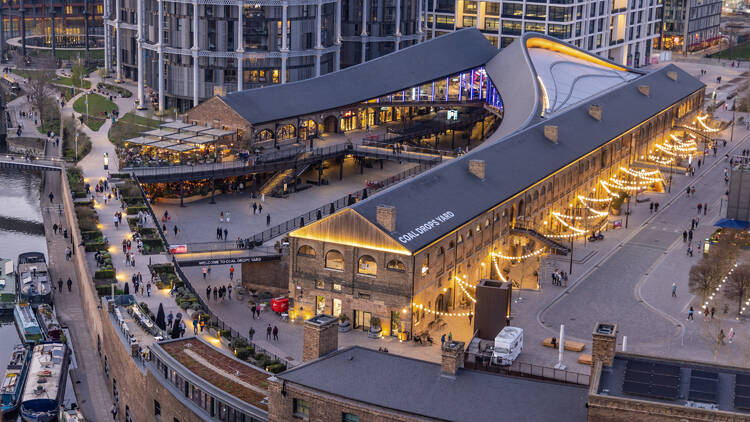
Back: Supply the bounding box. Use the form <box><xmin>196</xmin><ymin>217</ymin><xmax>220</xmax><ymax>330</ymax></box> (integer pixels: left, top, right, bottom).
<box><xmin>398</xmin><ymin>211</ymin><xmax>455</xmax><ymax>244</ymax></box>
<box><xmin>176</xmin><ymin>255</ymin><xmax>281</xmax><ymax>267</ymax></box>
<box><xmin>612</xmin><ymin>219</ymin><xmax>622</xmax><ymax>229</ymax></box>
<box><xmin>169</xmin><ymin>244</ymin><xmax>188</xmax><ymax>254</ymax></box>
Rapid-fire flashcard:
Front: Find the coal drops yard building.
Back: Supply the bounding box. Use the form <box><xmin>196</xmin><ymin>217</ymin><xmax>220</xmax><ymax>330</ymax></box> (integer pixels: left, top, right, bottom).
<box><xmin>286</xmin><ymin>29</ymin><xmax>706</xmax><ymax>337</ymax></box>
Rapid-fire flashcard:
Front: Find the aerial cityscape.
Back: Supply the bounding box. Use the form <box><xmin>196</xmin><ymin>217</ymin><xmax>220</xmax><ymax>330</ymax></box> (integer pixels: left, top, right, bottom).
<box><xmin>0</xmin><ymin>0</ymin><xmax>749</xmax><ymax>420</ymax></box>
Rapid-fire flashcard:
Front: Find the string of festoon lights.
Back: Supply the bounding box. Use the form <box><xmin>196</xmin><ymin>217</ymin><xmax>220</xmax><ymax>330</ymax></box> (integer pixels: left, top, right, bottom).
<box><xmin>410</xmin><ymin>303</ymin><xmax>474</xmax><ymax>317</ymax></box>
<box><xmin>669</xmin><ymin>134</ymin><xmax>698</xmax><ymax>150</ymax></box>
<box><xmin>706</xmin><ymin>263</ymin><xmax>738</xmax><ymax>311</ymax></box>
<box><xmin>577</xmin><ymin>194</ymin><xmax>612</xmax><ymax>204</ymax></box>
<box><xmin>545</xmin><ymin>219</ymin><xmax>609</xmax><ymax>239</ymax></box>
<box><xmin>696</xmin><ymin>114</ymin><xmax>721</xmax><ymax>133</ymax></box>
<box><xmin>492</xmin><ymin>259</ymin><xmax>509</xmax><ymax>283</ymax></box>
<box><xmin>552</xmin><ymin>213</ymin><xmax>587</xmax><ymax>233</ymax></box>
<box><xmin>648</xmin><ymin>154</ymin><xmax>675</xmax><ymax>166</ymax></box>
<box><xmin>492</xmin><ymin>247</ymin><xmax>546</xmax><ymax>260</ymax></box>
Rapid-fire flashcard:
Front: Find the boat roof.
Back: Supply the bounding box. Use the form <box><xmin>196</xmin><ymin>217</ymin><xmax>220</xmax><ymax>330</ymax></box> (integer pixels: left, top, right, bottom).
<box><xmin>18</xmin><ymin>261</ymin><xmax>48</xmax><ymax>275</ymax></box>
<box><xmin>0</xmin><ymin>258</ymin><xmax>14</xmax><ymax>296</ymax></box>
<box><xmin>22</xmin><ymin>343</ymin><xmax>66</xmax><ymax>402</ymax></box>
<box><xmin>14</xmin><ymin>304</ymin><xmax>40</xmax><ymax>330</ymax></box>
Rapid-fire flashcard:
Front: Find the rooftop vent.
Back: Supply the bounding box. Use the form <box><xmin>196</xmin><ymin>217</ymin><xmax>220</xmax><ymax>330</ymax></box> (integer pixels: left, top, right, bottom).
<box><xmin>589</xmin><ymin>105</ymin><xmax>602</xmax><ymax>121</ymax></box>
<box><xmin>376</xmin><ymin>205</ymin><xmax>396</xmax><ymax>232</ymax></box>
<box><xmin>667</xmin><ymin>71</ymin><xmax>678</xmax><ymax>81</ymax></box>
<box><xmin>638</xmin><ymin>85</ymin><xmax>650</xmax><ymax>97</ymax></box>
<box><xmin>544</xmin><ymin>125</ymin><xmax>558</xmax><ymax>143</ymax></box>
<box><xmin>469</xmin><ymin>160</ymin><xmax>485</xmax><ymax>180</ymax></box>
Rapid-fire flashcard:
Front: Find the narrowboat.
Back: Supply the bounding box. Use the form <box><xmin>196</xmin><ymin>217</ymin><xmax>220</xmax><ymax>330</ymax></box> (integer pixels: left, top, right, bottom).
<box><xmin>34</xmin><ymin>305</ymin><xmax>60</xmax><ymax>342</ymax></box>
<box><xmin>14</xmin><ymin>304</ymin><xmax>44</xmax><ymax>344</ymax></box>
<box><xmin>0</xmin><ymin>344</ymin><xmax>31</xmax><ymax>415</ymax></box>
<box><xmin>0</xmin><ymin>258</ymin><xmax>15</xmax><ymax>313</ymax></box>
<box><xmin>17</xmin><ymin>253</ymin><xmax>51</xmax><ymax>305</ymax></box>
<box><xmin>18</xmin><ymin>343</ymin><xmax>69</xmax><ymax>422</ymax></box>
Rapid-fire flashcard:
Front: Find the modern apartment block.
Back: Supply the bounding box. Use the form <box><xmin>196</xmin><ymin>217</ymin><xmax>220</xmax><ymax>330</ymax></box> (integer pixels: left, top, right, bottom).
<box><xmin>661</xmin><ymin>0</ymin><xmax>721</xmax><ymax>53</ymax></box>
<box><xmin>425</xmin><ymin>0</ymin><xmax>662</xmax><ymax>68</ymax></box>
<box><xmin>103</xmin><ymin>0</ymin><xmax>426</xmax><ymax>112</ymax></box>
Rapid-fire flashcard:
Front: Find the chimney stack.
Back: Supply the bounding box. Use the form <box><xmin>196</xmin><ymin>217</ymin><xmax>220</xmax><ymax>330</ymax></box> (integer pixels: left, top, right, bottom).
<box><xmin>303</xmin><ymin>315</ymin><xmax>339</xmax><ymax>362</ymax></box>
<box><xmin>638</xmin><ymin>85</ymin><xmax>650</xmax><ymax>97</ymax></box>
<box><xmin>469</xmin><ymin>160</ymin><xmax>486</xmax><ymax>180</ymax></box>
<box><xmin>376</xmin><ymin>205</ymin><xmax>397</xmax><ymax>232</ymax></box>
<box><xmin>666</xmin><ymin>71</ymin><xmax>678</xmax><ymax>81</ymax></box>
<box><xmin>588</xmin><ymin>104</ymin><xmax>602</xmax><ymax>121</ymax></box>
<box><xmin>544</xmin><ymin>125</ymin><xmax>558</xmax><ymax>143</ymax></box>
<box><xmin>441</xmin><ymin>341</ymin><xmax>465</xmax><ymax>378</ymax></box>
<box><xmin>592</xmin><ymin>322</ymin><xmax>618</xmax><ymax>367</ymax></box>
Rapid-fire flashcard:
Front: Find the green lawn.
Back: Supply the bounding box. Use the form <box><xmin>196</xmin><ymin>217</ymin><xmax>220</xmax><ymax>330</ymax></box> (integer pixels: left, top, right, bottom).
<box><xmin>74</xmin><ymin>93</ymin><xmax>117</xmax><ymax>115</ymax></box>
<box><xmin>712</xmin><ymin>41</ymin><xmax>750</xmax><ymax>60</ymax></box>
<box><xmin>55</xmin><ymin>76</ymin><xmax>91</xmax><ymax>89</ymax></box>
<box><xmin>108</xmin><ymin>111</ymin><xmax>162</xmax><ymax>147</ymax></box>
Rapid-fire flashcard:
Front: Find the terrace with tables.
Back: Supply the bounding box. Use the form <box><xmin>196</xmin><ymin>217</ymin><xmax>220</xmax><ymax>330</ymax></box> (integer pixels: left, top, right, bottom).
<box><xmin>120</xmin><ymin>123</ymin><xmax>236</xmax><ymax>168</ymax></box>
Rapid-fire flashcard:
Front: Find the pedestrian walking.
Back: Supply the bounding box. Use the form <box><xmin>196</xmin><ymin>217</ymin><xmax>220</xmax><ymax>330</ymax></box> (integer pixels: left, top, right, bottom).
<box><xmin>688</xmin><ymin>306</ymin><xmax>694</xmax><ymax>320</ymax></box>
<box><xmin>168</xmin><ymin>311</ymin><xmax>174</xmax><ymax>328</ymax></box>
<box><xmin>67</xmin><ymin>278</ymin><xmax>72</xmax><ymax>292</ymax></box>
<box><xmin>228</xmin><ymin>285</ymin><xmax>232</xmax><ymax>299</ymax></box>
<box><xmin>174</xmin><ymin>225</ymin><xmax>179</xmax><ymax>237</ymax></box>
<box><xmin>683</xmin><ymin>231</ymin><xmax>687</xmax><ymax>242</ymax></box>
<box><xmin>719</xmin><ymin>329</ymin><xmax>726</xmax><ymax>345</ymax></box>
<box><xmin>266</xmin><ymin>324</ymin><xmax>272</xmax><ymax>340</ymax></box>
<box><xmin>249</xmin><ymin>327</ymin><xmax>255</xmax><ymax>340</ymax></box>
<box><xmin>251</xmin><ymin>305</ymin><xmax>257</xmax><ymax>319</ymax></box>
<box><xmin>650</xmin><ymin>203</ymin><xmax>654</xmax><ymax>213</ymax></box>
<box><xmin>146</xmin><ymin>283</ymin><xmax>151</xmax><ymax>297</ymax></box>
<box><xmin>441</xmin><ymin>333</ymin><xmax>446</xmax><ymax>350</ymax></box>
<box><xmin>654</xmin><ymin>202</ymin><xmax>659</xmax><ymax>212</ymax></box>
<box><xmin>114</xmin><ymin>215</ymin><xmax>119</xmax><ymax>229</ymax></box>
<box><xmin>206</xmin><ymin>285</ymin><xmax>211</xmax><ymax>300</ymax></box>
<box><xmin>272</xmin><ymin>325</ymin><xmax>279</xmax><ymax>341</ymax></box>
<box><xmin>202</xmin><ymin>267</ymin><xmax>207</xmax><ymax>279</ymax></box>
<box><xmin>711</xmin><ymin>307</ymin><xmax>716</xmax><ymax>319</ymax></box>
<box><xmin>688</xmin><ymin>230</ymin><xmax>693</xmax><ymax>242</ymax></box>
<box><xmin>223</xmin><ymin>228</ymin><xmax>228</xmax><ymax>239</ymax></box>
<box><xmin>53</xmin><ymin>223</ymin><xmax>58</xmax><ymax>234</ymax></box>
<box><xmin>58</xmin><ymin>278</ymin><xmax>63</xmax><ymax>292</ymax></box>
<box><xmin>729</xmin><ymin>328</ymin><xmax>736</xmax><ymax>344</ymax></box>
<box><xmin>253</xmin><ymin>203</ymin><xmax>258</xmax><ymax>214</ymax></box>
<box><xmin>704</xmin><ymin>202</ymin><xmax>708</xmax><ymax>215</ymax></box>
<box><xmin>267</xmin><ymin>214</ymin><xmax>271</xmax><ymax>226</ymax></box>
<box><xmin>258</xmin><ymin>204</ymin><xmax>263</xmax><ymax>214</ymax></box>
<box><xmin>697</xmin><ymin>203</ymin><xmax>702</xmax><ymax>214</ymax></box>
<box><xmin>192</xmin><ymin>317</ymin><xmax>198</xmax><ymax>335</ymax></box>
<box><xmin>229</xmin><ymin>265</ymin><xmax>235</xmax><ymax>280</ymax></box>
<box><xmin>213</xmin><ymin>287</ymin><xmax>218</xmax><ymax>300</ymax></box>
<box><xmin>672</xmin><ymin>283</ymin><xmax>677</xmax><ymax>297</ymax></box>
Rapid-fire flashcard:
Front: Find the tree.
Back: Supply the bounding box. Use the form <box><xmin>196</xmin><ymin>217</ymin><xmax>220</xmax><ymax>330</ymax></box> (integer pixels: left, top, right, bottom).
<box><xmin>726</xmin><ymin>264</ymin><xmax>750</xmax><ymax>314</ymax></box>
<box><xmin>689</xmin><ymin>261</ymin><xmax>716</xmax><ymax>307</ymax></box>
<box><xmin>71</xmin><ymin>59</ymin><xmax>86</xmax><ymax>89</ymax></box>
<box><xmin>26</xmin><ymin>70</ymin><xmax>55</xmax><ymax>129</ymax></box>
<box><xmin>155</xmin><ymin>303</ymin><xmax>166</xmax><ymax>331</ymax></box>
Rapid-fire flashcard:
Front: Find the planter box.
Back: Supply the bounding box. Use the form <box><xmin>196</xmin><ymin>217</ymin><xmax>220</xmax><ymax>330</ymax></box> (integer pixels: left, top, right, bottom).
<box><xmin>338</xmin><ymin>321</ymin><xmax>351</xmax><ymax>333</ymax></box>
<box><xmin>368</xmin><ymin>327</ymin><xmax>382</xmax><ymax>339</ymax></box>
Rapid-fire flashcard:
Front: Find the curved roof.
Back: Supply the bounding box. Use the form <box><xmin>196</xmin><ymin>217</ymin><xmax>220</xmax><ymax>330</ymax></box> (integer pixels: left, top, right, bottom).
<box><xmin>221</xmin><ymin>29</ymin><xmax>499</xmax><ymax>125</ymax></box>
<box><xmin>483</xmin><ymin>33</ymin><xmax>644</xmax><ymax>143</ymax></box>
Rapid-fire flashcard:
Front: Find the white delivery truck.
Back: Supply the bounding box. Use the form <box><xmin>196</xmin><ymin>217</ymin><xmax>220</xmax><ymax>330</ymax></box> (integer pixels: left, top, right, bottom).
<box><xmin>492</xmin><ymin>326</ymin><xmax>523</xmax><ymax>366</ymax></box>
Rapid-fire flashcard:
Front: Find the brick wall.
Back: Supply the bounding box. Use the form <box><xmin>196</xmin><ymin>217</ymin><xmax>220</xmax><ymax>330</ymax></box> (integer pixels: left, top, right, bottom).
<box><xmin>267</xmin><ymin>377</ymin><xmax>431</xmax><ymax>422</ymax></box>
<box><xmin>183</xmin><ymin>96</ymin><xmax>252</xmax><ymax>142</ymax></box>
<box><xmin>302</xmin><ymin>317</ymin><xmax>338</xmax><ymax>362</ymax></box>
<box><xmin>242</xmin><ymin>258</ymin><xmax>289</xmax><ymax>295</ymax></box>
<box><xmin>587</xmin><ymin>394</ymin><xmax>750</xmax><ymax>422</ymax></box>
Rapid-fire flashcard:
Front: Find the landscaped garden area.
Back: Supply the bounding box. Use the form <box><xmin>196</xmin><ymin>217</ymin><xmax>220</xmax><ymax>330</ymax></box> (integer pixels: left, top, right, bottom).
<box><xmin>712</xmin><ymin>41</ymin><xmax>750</xmax><ymax>60</ymax></box>
<box><xmin>109</xmin><ymin>111</ymin><xmax>162</xmax><ymax>147</ymax></box>
<box><xmin>74</xmin><ymin>93</ymin><xmax>117</xmax><ymax>131</ymax></box>
<box><xmin>62</xmin><ymin>118</ymin><xmax>92</xmax><ymax>161</ymax></box>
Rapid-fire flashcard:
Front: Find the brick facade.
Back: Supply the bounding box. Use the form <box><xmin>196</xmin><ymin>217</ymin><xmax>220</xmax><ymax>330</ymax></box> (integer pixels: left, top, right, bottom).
<box><xmin>267</xmin><ymin>377</ymin><xmax>431</xmax><ymax>422</ymax></box>
<box><xmin>592</xmin><ymin>322</ymin><xmax>618</xmax><ymax>367</ymax></box>
<box><xmin>183</xmin><ymin>96</ymin><xmax>253</xmax><ymax>143</ymax></box>
<box><xmin>242</xmin><ymin>258</ymin><xmax>289</xmax><ymax>296</ymax></box>
<box><xmin>303</xmin><ymin>315</ymin><xmax>339</xmax><ymax>362</ymax></box>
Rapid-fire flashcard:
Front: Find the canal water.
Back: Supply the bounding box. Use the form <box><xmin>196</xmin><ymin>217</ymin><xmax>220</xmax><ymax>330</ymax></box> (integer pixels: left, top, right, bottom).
<box><xmin>0</xmin><ymin>168</ymin><xmax>46</xmax><ymax>420</ymax></box>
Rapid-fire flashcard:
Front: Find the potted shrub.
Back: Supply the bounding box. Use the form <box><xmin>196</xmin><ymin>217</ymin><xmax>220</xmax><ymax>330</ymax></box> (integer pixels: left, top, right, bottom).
<box><xmin>338</xmin><ymin>314</ymin><xmax>351</xmax><ymax>332</ymax></box>
<box><xmin>368</xmin><ymin>317</ymin><xmax>382</xmax><ymax>339</ymax></box>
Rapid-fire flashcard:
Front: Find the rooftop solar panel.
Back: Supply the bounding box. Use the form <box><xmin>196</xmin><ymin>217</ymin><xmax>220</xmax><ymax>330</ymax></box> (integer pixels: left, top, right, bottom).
<box><xmin>652</xmin><ymin>363</ymin><xmax>681</xmax><ymax>376</ymax></box>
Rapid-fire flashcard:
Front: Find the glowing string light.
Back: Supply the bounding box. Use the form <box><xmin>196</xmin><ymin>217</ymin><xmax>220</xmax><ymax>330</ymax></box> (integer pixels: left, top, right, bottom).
<box><xmin>492</xmin><ymin>247</ymin><xmax>546</xmax><ymax>260</ymax></box>
<box><xmin>411</xmin><ymin>303</ymin><xmax>474</xmax><ymax>317</ymax></box>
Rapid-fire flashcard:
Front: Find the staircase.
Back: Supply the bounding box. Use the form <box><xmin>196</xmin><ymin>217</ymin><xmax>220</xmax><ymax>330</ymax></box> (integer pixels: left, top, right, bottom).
<box><xmin>259</xmin><ymin>164</ymin><xmax>312</xmax><ymax>197</ymax></box>
<box><xmin>511</xmin><ymin>226</ymin><xmax>570</xmax><ymax>255</ymax></box>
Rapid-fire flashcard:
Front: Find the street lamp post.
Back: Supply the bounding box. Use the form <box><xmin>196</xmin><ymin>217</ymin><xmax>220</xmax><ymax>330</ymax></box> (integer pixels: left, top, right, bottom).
<box><xmin>730</xmin><ymin>103</ymin><xmax>736</xmax><ymax>143</ymax></box>
<box><xmin>625</xmin><ymin>194</ymin><xmax>630</xmax><ymax>229</ymax></box>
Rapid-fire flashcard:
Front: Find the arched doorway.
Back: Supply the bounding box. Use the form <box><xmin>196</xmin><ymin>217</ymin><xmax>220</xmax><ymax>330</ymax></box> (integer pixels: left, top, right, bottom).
<box><xmin>255</xmin><ymin>129</ymin><xmax>274</xmax><ymax>142</ymax></box>
<box><xmin>277</xmin><ymin>124</ymin><xmax>296</xmax><ymax>141</ymax></box>
<box><xmin>323</xmin><ymin>115</ymin><xmax>338</xmax><ymax>133</ymax></box>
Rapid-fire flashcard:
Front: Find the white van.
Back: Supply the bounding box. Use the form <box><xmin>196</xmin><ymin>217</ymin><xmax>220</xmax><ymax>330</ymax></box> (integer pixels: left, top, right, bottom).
<box><xmin>492</xmin><ymin>326</ymin><xmax>523</xmax><ymax>366</ymax></box>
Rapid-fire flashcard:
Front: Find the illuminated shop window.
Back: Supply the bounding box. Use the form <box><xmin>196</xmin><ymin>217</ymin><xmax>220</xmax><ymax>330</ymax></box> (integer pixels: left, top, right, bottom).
<box><xmin>358</xmin><ymin>255</ymin><xmax>377</xmax><ymax>276</ymax></box>
<box><xmin>325</xmin><ymin>250</ymin><xmax>344</xmax><ymax>271</ymax></box>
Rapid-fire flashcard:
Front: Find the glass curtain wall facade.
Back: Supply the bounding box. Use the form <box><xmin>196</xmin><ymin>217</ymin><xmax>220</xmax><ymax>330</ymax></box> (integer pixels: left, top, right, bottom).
<box><xmin>661</xmin><ymin>0</ymin><xmax>721</xmax><ymax>53</ymax></box>
<box><xmin>425</xmin><ymin>0</ymin><xmax>662</xmax><ymax>68</ymax></box>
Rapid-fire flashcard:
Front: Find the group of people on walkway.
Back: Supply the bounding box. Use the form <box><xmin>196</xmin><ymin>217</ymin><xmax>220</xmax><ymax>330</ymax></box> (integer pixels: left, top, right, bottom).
<box><xmin>206</xmin><ymin>284</ymin><xmax>233</xmax><ymax>301</ymax></box>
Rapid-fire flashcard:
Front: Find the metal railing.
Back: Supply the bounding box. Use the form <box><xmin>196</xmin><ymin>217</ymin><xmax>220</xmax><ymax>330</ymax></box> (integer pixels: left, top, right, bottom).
<box><xmin>361</xmin><ymin>140</ymin><xmax>457</xmax><ymax>158</ymax></box>
<box><xmin>464</xmin><ymin>357</ymin><xmax>590</xmax><ymax>386</ymax></box>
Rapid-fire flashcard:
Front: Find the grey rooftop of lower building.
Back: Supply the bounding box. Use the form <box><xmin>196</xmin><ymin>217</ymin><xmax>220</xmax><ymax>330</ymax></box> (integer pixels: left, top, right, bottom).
<box><xmin>277</xmin><ymin>346</ymin><xmax>588</xmax><ymax>421</ymax></box>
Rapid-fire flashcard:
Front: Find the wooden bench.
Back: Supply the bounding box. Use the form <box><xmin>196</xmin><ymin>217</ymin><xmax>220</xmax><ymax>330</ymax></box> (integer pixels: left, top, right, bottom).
<box><xmin>542</xmin><ymin>337</ymin><xmax>585</xmax><ymax>352</ymax></box>
<box><xmin>578</xmin><ymin>354</ymin><xmax>593</xmax><ymax>366</ymax></box>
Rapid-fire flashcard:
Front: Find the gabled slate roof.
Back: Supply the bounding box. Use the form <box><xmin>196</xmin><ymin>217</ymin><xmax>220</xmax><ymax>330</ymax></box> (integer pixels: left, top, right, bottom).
<box><xmin>221</xmin><ymin>29</ymin><xmax>499</xmax><ymax>125</ymax></box>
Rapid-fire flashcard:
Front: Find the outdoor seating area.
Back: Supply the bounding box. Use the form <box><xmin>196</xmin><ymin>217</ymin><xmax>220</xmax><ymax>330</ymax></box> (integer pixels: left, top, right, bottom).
<box><xmin>120</xmin><ymin>122</ymin><xmax>237</xmax><ymax>168</ymax></box>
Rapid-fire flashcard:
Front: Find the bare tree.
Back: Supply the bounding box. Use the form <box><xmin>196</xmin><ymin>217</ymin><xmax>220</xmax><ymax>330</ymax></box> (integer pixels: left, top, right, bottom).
<box><xmin>26</xmin><ymin>70</ymin><xmax>55</xmax><ymax>129</ymax></box>
<box><xmin>726</xmin><ymin>263</ymin><xmax>750</xmax><ymax>314</ymax></box>
<box><xmin>689</xmin><ymin>261</ymin><xmax>716</xmax><ymax>307</ymax></box>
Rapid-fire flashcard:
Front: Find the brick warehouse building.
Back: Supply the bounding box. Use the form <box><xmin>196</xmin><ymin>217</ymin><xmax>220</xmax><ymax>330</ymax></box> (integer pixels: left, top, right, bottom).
<box><xmin>287</xmin><ymin>32</ymin><xmax>706</xmax><ymax>337</ymax></box>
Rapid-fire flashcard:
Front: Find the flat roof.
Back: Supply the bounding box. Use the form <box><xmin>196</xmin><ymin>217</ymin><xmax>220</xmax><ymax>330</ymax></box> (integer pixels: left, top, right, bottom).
<box><xmin>598</xmin><ymin>354</ymin><xmax>750</xmax><ymax>414</ymax></box>
<box><xmin>124</xmin><ymin>136</ymin><xmax>158</xmax><ymax>145</ymax></box>
<box><xmin>221</xmin><ymin>29</ymin><xmax>499</xmax><ymax>125</ymax></box>
<box><xmin>183</xmin><ymin>125</ymin><xmax>212</xmax><ymax>133</ymax></box>
<box><xmin>143</xmin><ymin>129</ymin><xmax>177</xmax><ymax>138</ymax></box>
<box><xmin>166</xmin><ymin>144</ymin><xmax>199</xmax><ymax>152</ymax></box>
<box><xmin>148</xmin><ymin>140</ymin><xmax>179</xmax><ymax>149</ymax></box>
<box><xmin>165</xmin><ymin>132</ymin><xmax>197</xmax><ymax>141</ymax></box>
<box><xmin>183</xmin><ymin>135</ymin><xmax>215</xmax><ymax>144</ymax></box>
<box><xmin>344</xmin><ymin>64</ymin><xmax>704</xmax><ymax>252</ymax></box>
<box><xmin>22</xmin><ymin>343</ymin><xmax>66</xmax><ymax>403</ymax></box>
<box><xmin>157</xmin><ymin>338</ymin><xmax>269</xmax><ymax>411</ymax></box>
<box><xmin>201</xmin><ymin>128</ymin><xmax>235</xmax><ymax>137</ymax></box>
<box><xmin>160</xmin><ymin>121</ymin><xmax>194</xmax><ymax>130</ymax></box>
<box><xmin>278</xmin><ymin>346</ymin><xmax>588</xmax><ymax>421</ymax></box>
